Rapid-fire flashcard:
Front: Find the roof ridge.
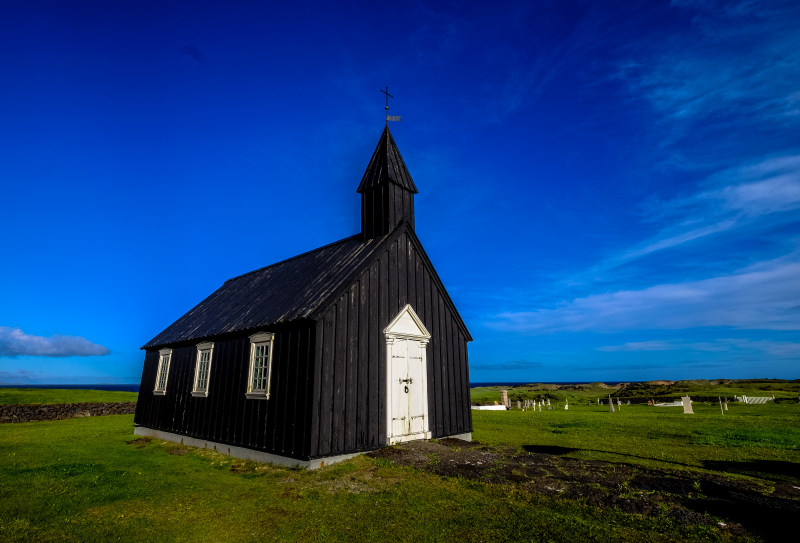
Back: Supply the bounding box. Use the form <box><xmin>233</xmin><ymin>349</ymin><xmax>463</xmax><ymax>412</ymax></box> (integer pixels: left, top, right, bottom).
<box><xmin>224</xmin><ymin>233</ymin><xmax>362</xmax><ymax>284</ymax></box>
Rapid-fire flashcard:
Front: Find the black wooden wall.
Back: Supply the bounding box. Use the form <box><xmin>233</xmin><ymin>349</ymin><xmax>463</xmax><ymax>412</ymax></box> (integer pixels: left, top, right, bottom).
<box><xmin>361</xmin><ymin>183</ymin><xmax>415</xmax><ymax>239</ymax></box>
<box><xmin>309</xmin><ymin>228</ymin><xmax>471</xmax><ymax>459</ymax></box>
<box><xmin>134</xmin><ymin>322</ymin><xmax>316</xmax><ymax>460</ymax></box>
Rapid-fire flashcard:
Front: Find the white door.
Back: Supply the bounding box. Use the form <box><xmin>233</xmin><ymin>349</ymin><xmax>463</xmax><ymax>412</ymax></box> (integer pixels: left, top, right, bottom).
<box><xmin>385</xmin><ymin>304</ymin><xmax>431</xmax><ymax>444</ymax></box>
<box><xmin>390</xmin><ymin>339</ymin><xmax>426</xmax><ymax>437</ymax></box>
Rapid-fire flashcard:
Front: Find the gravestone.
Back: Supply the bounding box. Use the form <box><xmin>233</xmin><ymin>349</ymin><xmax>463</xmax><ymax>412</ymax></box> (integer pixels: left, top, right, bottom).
<box><xmin>719</xmin><ymin>397</ymin><xmax>724</xmax><ymax>416</ymax></box>
<box><xmin>501</xmin><ymin>390</ymin><xmax>509</xmax><ymax>408</ymax></box>
<box><xmin>682</xmin><ymin>396</ymin><xmax>694</xmax><ymax>414</ymax></box>
<box><xmin>608</xmin><ymin>395</ymin><xmax>615</xmax><ymax>413</ymax></box>
<box><xmin>564</xmin><ymin>400</ymin><xmax>569</xmax><ymax>410</ymax></box>
<box><xmin>723</xmin><ymin>398</ymin><xmax>728</xmax><ymax>411</ymax></box>
<box><xmin>517</xmin><ymin>400</ymin><xmax>521</xmax><ymax>409</ymax></box>
<box><xmin>547</xmin><ymin>398</ymin><xmax>551</xmax><ymax>406</ymax></box>
<box><xmin>627</xmin><ymin>400</ymin><xmax>631</xmax><ymax>405</ymax></box>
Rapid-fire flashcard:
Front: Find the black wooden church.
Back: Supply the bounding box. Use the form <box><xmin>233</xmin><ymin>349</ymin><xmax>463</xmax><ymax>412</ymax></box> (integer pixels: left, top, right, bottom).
<box><xmin>134</xmin><ymin>125</ymin><xmax>472</xmax><ymax>468</ymax></box>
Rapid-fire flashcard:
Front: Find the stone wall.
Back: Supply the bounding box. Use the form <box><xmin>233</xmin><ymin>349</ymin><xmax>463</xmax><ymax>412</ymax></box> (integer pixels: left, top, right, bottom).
<box><xmin>0</xmin><ymin>402</ymin><xmax>137</xmax><ymax>423</ymax></box>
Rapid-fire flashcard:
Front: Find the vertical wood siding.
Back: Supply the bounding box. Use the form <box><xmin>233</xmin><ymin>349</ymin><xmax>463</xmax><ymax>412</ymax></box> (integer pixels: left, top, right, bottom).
<box><xmin>361</xmin><ymin>184</ymin><xmax>415</xmax><ymax>239</ymax></box>
<box><xmin>310</xmin><ymin>230</ymin><xmax>471</xmax><ymax>458</ymax></box>
<box><xmin>134</xmin><ymin>323</ymin><xmax>316</xmax><ymax>460</ymax></box>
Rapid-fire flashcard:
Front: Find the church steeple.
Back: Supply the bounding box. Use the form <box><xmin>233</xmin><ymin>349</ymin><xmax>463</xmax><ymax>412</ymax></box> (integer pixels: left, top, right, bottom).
<box><xmin>358</xmin><ymin>126</ymin><xmax>418</xmax><ymax>239</ymax></box>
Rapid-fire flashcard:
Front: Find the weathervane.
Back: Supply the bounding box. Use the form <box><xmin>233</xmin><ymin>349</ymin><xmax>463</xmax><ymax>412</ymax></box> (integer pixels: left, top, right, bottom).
<box><xmin>381</xmin><ymin>86</ymin><xmax>402</xmax><ymax>125</ymax></box>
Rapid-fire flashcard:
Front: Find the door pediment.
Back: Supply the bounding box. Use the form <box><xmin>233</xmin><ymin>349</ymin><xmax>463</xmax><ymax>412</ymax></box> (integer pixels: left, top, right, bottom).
<box><xmin>384</xmin><ymin>304</ymin><xmax>431</xmax><ymax>340</ymax></box>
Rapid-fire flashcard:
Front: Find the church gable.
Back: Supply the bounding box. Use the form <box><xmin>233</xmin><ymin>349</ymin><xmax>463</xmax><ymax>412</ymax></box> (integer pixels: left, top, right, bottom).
<box><xmin>310</xmin><ymin>224</ymin><xmax>471</xmax><ymax>458</ymax></box>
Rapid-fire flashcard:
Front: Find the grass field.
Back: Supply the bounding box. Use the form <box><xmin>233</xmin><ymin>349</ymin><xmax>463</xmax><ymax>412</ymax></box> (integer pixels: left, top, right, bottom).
<box><xmin>470</xmin><ymin>379</ymin><xmax>800</xmax><ymax>405</ymax></box>
<box><xmin>0</xmin><ymin>388</ymin><xmax>138</xmax><ymax>405</ymax></box>
<box><xmin>1</xmin><ymin>386</ymin><xmax>798</xmax><ymax>542</ymax></box>
<box><xmin>473</xmin><ymin>402</ymin><xmax>800</xmax><ymax>480</ymax></box>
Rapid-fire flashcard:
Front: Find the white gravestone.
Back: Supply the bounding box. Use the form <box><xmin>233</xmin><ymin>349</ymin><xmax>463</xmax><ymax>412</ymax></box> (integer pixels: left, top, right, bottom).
<box><xmin>682</xmin><ymin>396</ymin><xmax>694</xmax><ymax>414</ymax></box>
<box><xmin>608</xmin><ymin>395</ymin><xmax>615</xmax><ymax>413</ymax></box>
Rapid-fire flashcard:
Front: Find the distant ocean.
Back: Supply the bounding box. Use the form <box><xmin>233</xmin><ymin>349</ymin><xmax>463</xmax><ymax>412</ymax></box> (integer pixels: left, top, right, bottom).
<box><xmin>0</xmin><ymin>384</ymin><xmax>140</xmax><ymax>392</ymax></box>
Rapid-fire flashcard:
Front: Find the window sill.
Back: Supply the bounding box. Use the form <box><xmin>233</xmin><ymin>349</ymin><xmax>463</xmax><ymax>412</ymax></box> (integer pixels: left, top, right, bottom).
<box><xmin>245</xmin><ymin>392</ymin><xmax>270</xmax><ymax>400</ymax></box>
<box><xmin>191</xmin><ymin>391</ymin><xmax>209</xmax><ymax>398</ymax></box>
<box><xmin>153</xmin><ymin>390</ymin><xmax>166</xmax><ymax>396</ymax></box>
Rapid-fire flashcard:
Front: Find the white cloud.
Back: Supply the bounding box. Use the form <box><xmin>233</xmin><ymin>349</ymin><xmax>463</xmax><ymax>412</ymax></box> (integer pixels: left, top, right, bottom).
<box><xmin>597</xmin><ymin>340</ymin><xmax>726</xmax><ymax>352</ymax></box>
<box><xmin>618</xmin><ymin>1</ymin><xmax>800</xmax><ymax>126</ymax></box>
<box><xmin>598</xmin><ymin>338</ymin><xmax>800</xmax><ymax>355</ymax></box>
<box><xmin>594</xmin><ymin>154</ymin><xmax>800</xmax><ymax>272</ymax></box>
<box><xmin>491</xmin><ymin>258</ymin><xmax>800</xmax><ymax>333</ymax></box>
<box><xmin>0</xmin><ymin>327</ymin><xmax>110</xmax><ymax>358</ymax></box>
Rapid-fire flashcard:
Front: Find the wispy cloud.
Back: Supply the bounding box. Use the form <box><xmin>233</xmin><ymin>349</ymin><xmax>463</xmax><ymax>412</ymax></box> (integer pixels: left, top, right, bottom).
<box><xmin>593</xmin><ymin>153</ymin><xmax>800</xmax><ymax>273</ymax></box>
<box><xmin>0</xmin><ymin>327</ymin><xmax>110</xmax><ymax>358</ymax></box>
<box><xmin>616</xmin><ymin>0</ymin><xmax>800</xmax><ymax>128</ymax></box>
<box><xmin>598</xmin><ymin>338</ymin><xmax>800</xmax><ymax>356</ymax></box>
<box><xmin>491</xmin><ymin>257</ymin><xmax>800</xmax><ymax>333</ymax></box>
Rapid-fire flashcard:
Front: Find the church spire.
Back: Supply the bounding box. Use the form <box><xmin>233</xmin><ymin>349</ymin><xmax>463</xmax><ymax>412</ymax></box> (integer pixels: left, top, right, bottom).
<box><xmin>358</xmin><ymin>126</ymin><xmax>417</xmax><ymax>239</ymax></box>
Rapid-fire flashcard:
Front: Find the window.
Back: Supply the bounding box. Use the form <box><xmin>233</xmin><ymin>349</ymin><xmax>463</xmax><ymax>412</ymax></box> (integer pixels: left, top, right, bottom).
<box><xmin>246</xmin><ymin>332</ymin><xmax>274</xmax><ymax>399</ymax></box>
<box><xmin>154</xmin><ymin>348</ymin><xmax>172</xmax><ymax>395</ymax></box>
<box><xmin>192</xmin><ymin>342</ymin><xmax>214</xmax><ymax>397</ymax></box>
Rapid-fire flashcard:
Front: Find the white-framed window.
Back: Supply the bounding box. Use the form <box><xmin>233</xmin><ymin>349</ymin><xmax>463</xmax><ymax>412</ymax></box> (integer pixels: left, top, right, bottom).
<box><xmin>154</xmin><ymin>348</ymin><xmax>172</xmax><ymax>395</ymax></box>
<box><xmin>192</xmin><ymin>342</ymin><xmax>214</xmax><ymax>397</ymax></box>
<box><xmin>245</xmin><ymin>332</ymin><xmax>274</xmax><ymax>400</ymax></box>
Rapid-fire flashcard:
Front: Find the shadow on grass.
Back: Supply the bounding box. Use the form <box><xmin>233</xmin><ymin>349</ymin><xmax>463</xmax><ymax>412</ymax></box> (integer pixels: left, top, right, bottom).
<box><xmin>522</xmin><ymin>445</ymin><xmax>579</xmax><ymax>455</ymax></box>
<box><xmin>702</xmin><ymin>459</ymin><xmax>800</xmax><ymax>482</ymax></box>
<box><xmin>522</xmin><ymin>443</ymin><xmax>694</xmax><ymax>469</ymax></box>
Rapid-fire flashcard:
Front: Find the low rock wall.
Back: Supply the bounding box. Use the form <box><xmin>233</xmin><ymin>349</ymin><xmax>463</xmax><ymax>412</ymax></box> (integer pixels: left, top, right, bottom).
<box><xmin>0</xmin><ymin>402</ymin><xmax>137</xmax><ymax>423</ymax></box>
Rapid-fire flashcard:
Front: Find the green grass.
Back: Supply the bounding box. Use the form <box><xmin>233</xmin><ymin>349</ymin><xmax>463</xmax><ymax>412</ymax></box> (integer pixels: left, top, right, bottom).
<box><xmin>2</xmin><ymin>386</ymin><xmax>798</xmax><ymax>541</ymax></box>
<box><xmin>0</xmin><ymin>414</ymin><xmax>759</xmax><ymax>543</ymax></box>
<box><xmin>473</xmin><ymin>402</ymin><xmax>800</xmax><ymax>482</ymax></box>
<box><xmin>471</xmin><ymin>379</ymin><xmax>800</xmax><ymax>405</ymax></box>
<box><xmin>0</xmin><ymin>388</ymin><xmax>138</xmax><ymax>405</ymax></box>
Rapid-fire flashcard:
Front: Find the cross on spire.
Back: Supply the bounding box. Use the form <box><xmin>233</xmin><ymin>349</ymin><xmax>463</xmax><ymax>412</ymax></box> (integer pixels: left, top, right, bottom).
<box><xmin>381</xmin><ymin>86</ymin><xmax>393</xmax><ymax>113</ymax></box>
<box><xmin>381</xmin><ymin>86</ymin><xmax>402</xmax><ymax>125</ymax></box>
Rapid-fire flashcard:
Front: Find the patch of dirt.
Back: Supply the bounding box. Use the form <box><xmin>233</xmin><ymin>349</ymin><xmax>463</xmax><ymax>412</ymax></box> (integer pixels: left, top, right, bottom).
<box><xmin>230</xmin><ymin>461</ymin><xmax>250</xmax><ymax>473</ymax></box>
<box><xmin>125</xmin><ymin>437</ymin><xmax>151</xmax><ymax>449</ymax></box>
<box><xmin>367</xmin><ymin>439</ymin><xmax>800</xmax><ymax>541</ymax></box>
<box><xmin>166</xmin><ymin>447</ymin><xmax>189</xmax><ymax>456</ymax></box>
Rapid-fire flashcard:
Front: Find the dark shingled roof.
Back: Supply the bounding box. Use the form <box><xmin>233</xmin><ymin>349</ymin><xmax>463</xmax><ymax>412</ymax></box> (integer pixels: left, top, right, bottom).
<box><xmin>142</xmin><ymin>229</ymin><xmax>400</xmax><ymax>349</ymax></box>
<box><xmin>357</xmin><ymin>126</ymin><xmax>418</xmax><ymax>194</ymax></box>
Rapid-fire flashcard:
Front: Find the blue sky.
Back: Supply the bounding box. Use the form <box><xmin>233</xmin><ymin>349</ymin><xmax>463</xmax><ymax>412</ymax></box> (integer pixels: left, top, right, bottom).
<box><xmin>1</xmin><ymin>0</ymin><xmax>798</xmax><ymax>385</ymax></box>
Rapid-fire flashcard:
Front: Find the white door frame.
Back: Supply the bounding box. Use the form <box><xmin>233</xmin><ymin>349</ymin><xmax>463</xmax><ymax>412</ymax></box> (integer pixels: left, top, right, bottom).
<box><xmin>384</xmin><ymin>304</ymin><xmax>431</xmax><ymax>445</ymax></box>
